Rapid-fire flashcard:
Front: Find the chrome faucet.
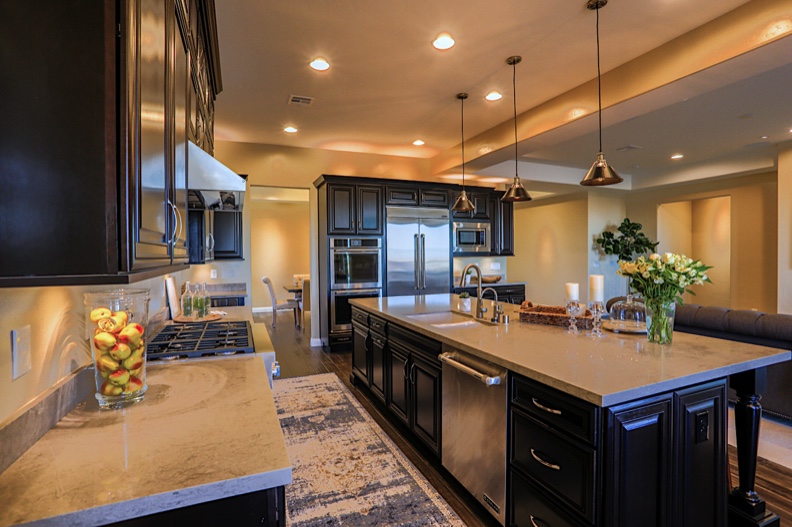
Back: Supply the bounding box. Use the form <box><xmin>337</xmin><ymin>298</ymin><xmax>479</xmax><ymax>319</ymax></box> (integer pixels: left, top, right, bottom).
<box><xmin>481</xmin><ymin>287</ymin><xmax>505</xmax><ymax>323</ymax></box>
<box><xmin>460</xmin><ymin>263</ymin><xmax>487</xmax><ymax>319</ymax></box>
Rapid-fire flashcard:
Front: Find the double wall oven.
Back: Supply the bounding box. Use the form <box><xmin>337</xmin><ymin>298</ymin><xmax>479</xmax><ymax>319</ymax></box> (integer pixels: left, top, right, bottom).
<box><xmin>329</xmin><ymin>237</ymin><xmax>382</xmax><ymax>334</ymax></box>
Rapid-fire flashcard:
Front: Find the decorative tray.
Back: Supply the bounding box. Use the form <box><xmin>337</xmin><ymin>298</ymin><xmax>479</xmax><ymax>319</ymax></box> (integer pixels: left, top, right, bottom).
<box><xmin>519</xmin><ymin>301</ymin><xmax>592</xmax><ymax>328</ymax></box>
<box><xmin>602</xmin><ymin>320</ymin><xmax>647</xmax><ymax>334</ymax></box>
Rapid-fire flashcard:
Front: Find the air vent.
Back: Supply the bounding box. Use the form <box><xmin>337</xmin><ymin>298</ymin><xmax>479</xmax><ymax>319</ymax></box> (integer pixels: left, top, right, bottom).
<box><xmin>616</xmin><ymin>144</ymin><xmax>643</xmax><ymax>152</ymax></box>
<box><xmin>288</xmin><ymin>95</ymin><xmax>314</xmax><ymax>107</ymax></box>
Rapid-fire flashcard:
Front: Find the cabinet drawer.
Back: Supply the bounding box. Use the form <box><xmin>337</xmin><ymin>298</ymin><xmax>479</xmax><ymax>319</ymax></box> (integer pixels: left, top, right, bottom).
<box><xmin>419</xmin><ymin>189</ymin><xmax>449</xmax><ymax>208</ymax></box>
<box><xmin>511</xmin><ymin>408</ymin><xmax>596</xmax><ymax>523</ymax></box>
<box><xmin>351</xmin><ymin>307</ymin><xmax>369</xmax><ymax>326</ymax></box>
<box><xmin>369</xmin><ymin>314</ymin><xmax>388</xmax><ymax>336</ymax></box>
<box><xmin>510</xmin><ymin>470</ymin><xmax>587</xmax><ymax>527</ymax></box>
<box><xmin>512</xmin><ymin>374</ymin><xmax>598</xmax><ymax>445</ymax></box>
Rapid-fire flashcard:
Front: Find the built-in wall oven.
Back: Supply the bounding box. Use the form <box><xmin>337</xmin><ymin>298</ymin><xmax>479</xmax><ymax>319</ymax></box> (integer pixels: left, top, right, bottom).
<box><xmin>330</xmin><ymin>237</ymin><xmax>383</xmax><ymax>333</ymax></box>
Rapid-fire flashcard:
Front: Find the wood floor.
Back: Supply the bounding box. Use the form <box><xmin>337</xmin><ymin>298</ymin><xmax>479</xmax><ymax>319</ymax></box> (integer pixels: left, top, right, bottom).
<box><xmin>256</xmin><ymin>313</ymin><xmax>792</xmax><ymax>526</ymax></box>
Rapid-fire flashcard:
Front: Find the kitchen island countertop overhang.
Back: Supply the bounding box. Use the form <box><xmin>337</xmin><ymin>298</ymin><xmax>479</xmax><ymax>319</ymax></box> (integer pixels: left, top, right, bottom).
<box><xmin>349</xmin><ymin>294</ymin><xmax>791</xmax><ymax>407</ymax></box>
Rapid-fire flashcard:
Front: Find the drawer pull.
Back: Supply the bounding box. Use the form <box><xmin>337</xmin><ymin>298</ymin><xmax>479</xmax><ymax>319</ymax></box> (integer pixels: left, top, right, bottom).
<box><xmin>530</xmin><ymin>448</ymin><xmax>561</xmax><ymax>471</ymax></box>
<box><xmin>529</xmin><ymin>516</ymin><xmax>547</xmax><ymax>527</ymax></box>
<box><xmin>532</xmin><ymin>397</ymin><xmax>562</xmax><ymax>415</ymax></box>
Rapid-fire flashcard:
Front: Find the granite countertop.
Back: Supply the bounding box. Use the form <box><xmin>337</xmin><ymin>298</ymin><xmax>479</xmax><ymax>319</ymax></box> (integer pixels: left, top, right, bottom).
<box><xmin>350</xmin><ymin>294</ymin><xmax>791</xmax><ymax>407</ymax></box>
<box><xmin>0</xmin><ymin>355</ymin><xmax>291</xmax><ymax>527</ymax></box>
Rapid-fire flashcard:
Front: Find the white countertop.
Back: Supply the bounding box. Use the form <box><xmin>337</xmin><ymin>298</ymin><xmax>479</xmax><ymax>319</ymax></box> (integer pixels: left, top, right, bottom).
<box><xmin>0</xmin><ymin>355</ymin><xmax>291</xmax><ymax>527</ymax></box>
<box><xmin>351</xmin><ymin>294</ymin><xmax>791</xmax><ymax>407</ymax></box>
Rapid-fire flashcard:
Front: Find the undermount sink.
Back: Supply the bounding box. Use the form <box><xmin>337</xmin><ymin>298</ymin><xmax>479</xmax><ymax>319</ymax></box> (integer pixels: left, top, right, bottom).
<box><xmin>405</xmin><ymin>310</ymin><xmax>498</xmax><ymax>328</ymax></box>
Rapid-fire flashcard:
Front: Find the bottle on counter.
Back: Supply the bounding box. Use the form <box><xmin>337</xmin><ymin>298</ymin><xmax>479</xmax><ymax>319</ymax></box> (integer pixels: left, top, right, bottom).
<box><xmin>194</xmin><ymin>282</ymin><xmax>209</xmax><ymax>319</ymax></box>
<box><xmin>181</xmin><ymin>281</ymin><xmax>194</xmax><ymax>319</ymax></box>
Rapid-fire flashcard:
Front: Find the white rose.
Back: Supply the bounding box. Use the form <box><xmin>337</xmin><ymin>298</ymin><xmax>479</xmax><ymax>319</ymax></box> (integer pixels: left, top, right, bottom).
<box><xmin>663</xmin><ymin>253</ymin><xmax>676</xmax><ymax>264</ymax></box>
<box><xmin>649</xmin><ymin>253</ymin><xmax>660</xmax><ymax>261</ymax></box>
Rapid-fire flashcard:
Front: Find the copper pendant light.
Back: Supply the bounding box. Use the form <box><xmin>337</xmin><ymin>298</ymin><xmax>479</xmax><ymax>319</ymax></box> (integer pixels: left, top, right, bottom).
<box><xmin>451</xmin><ymin>93</ymin><xmax>475</xmax><ymax>212</ymax></box>
<box><xmin>580</xmin><ymin>0</ymin><xmax>623</xmax><ymax>187</ymax></box>
<box><xmin>502</xmin><ymin>56</ymin><xmax>532</xmax><ymax>202</ymax></box>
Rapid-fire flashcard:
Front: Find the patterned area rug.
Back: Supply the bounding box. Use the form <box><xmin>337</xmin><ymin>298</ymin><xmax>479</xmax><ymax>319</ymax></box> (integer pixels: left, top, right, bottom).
<box><xmin>272</xmin><ymin>373</ymin><xmax>465</xmax><ymax>526</ymax></box>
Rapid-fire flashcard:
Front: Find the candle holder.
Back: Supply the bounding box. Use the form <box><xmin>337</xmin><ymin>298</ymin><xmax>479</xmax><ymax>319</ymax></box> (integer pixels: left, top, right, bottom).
<box><xmin>589</xmin><ymin>301</ymin><xmax>606</xmax><ymax>337</ymax></box>
<box><xmin>565</xmin><ymin>301</ymin><xmax>583</xmax><ymax>334</ymax></box>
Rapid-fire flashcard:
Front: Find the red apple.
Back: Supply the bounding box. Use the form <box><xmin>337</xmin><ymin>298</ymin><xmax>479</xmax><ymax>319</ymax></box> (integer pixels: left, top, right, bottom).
<box><xmin>123</xmin><ymin>376</ymin><xmax>144</xmax><ymax>394</ymax></box>
<box><xmin>109</xmin><ymin>342</ymin><xmax>132</xmax><ymax>361</ymax></box>
<box><xmin>118</xmin><ymin>323</ymin><xmax>144</xmax><ymax>347</ymax></box>
<box><xmin>95</xmin><ymin>354</ymin><xmax>119</xmax><ymax>373</ymax></box>
<box><xmin>108</xmin><ymin>369</ymin><xmax>130</xmax><ymax>387</ymax></box>
<box><xmin>93</xmin><ymin>332</ymin><xmax>117</xmax><ymax>352</ymax></box>
<box><xmin>122</xmin><ymin>348</ymin><xmax>144</xmax><ymax>371</ymax></box>
<box><xmin>89</xmin><ymin>307</ymin><xmax>112</xmax><ymax>322</ymax></box>
<box><xmin>112</xmin><ymin>311</ymin><xmax>129</xmax><ymax>326</ymax></box>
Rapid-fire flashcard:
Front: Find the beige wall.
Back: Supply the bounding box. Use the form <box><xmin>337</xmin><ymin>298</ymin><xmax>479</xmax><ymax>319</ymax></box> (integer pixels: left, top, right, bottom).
<box><xmin>778</xmin><ymin>144</ymin><xmax>792</xmax><ymax>314</ymax></box>
<box><xmin>627</xmin><ymin>172</ymin><xmax>777</xmax><ymax>312</ymax></box>
<box><xmin>658</xmin><ymin>201</ymin><xmax>693</xmax><ymax>256</ymax></box>
<box><xmin>250</xmin><ymin>200</ymin><xmax>311</xmax><ymax>309</ymax></box>
<box><xmin>510</xmin><ymin>195</ymin><xmax>589</xmax><ymax>305</ymax></box>
<box><xmin>691</xmin><ymin>197</ymin><xmax>731</xmax><ymax>307</ymax></box>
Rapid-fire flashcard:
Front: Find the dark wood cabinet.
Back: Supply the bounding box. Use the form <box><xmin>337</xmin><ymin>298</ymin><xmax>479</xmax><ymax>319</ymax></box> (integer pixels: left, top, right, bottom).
<box><xmin>409</xmin><ymin>351</ymin><xmax>442</xmax><ymax>454</ymax></box>
<box><xmin>369</xmin><ymin>318</ymin><xmax>387</xmax><ymax>403</ymax></box>
<box><xmin>509</xmin><ymin>373</ymin><xmax>727</xmax><ymax>527</ymax></box>
<box><xmin>212</xmin><ymin>210</ymin><xmax>243</xmax><ymax>259</ymax></box>
<box><xmin>327</xmin><ymin>184</ymin><xmax>384</xmax><ymax>236</ymax></box>
<box><xmin>454</xmin><ymin>284</ymin><xmax>526</xmax><ymax>305</ymax></box>
<box><xmin>352</xmin><ymin>320</ymin><xmax>369</xmax><ymax>384</ymax></box>
<box><xmin>386</xmin><ymin>186</ymin><xmax>449</xmax><ymax>208</ymax></box>
<box><xmin>387</xmin><ymin>343</ymin><xmax>411</xmax><ymax>427</ymax></box>
<box><xmin>0</xmin><ymin>0</ymin><xmax>221</xmax><ymax>287</ymax></box>
<box><xmin>451</xmin><ymin>191</ymin><xmax>490</xmax><ymax>220</ymax></box>
<box><xmin>488</xmin><ymin>192</ymin><xmax>514</xmax><ymax>256</ymax></box>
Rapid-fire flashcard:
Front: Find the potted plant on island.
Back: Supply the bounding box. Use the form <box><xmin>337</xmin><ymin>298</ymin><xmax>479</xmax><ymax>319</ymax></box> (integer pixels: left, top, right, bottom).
<box><xmin>458</xmin><ymin>292</ymin><xmax>471</xmax><ymax>312</ymax></box>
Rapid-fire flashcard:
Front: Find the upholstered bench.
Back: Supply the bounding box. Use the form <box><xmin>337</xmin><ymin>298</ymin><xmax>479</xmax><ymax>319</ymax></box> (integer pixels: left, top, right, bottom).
<box><xmin>674</xmin><ymin>304</ymin><xmax>792</xmax><ymax>421</ymax></box>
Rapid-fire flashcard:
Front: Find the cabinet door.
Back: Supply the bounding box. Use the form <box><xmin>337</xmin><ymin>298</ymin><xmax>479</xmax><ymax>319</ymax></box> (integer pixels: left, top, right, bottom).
<box><xmin>170</xmin><ymin>6</ymin><xmax>190</xmax><ymax>262</ymax></box>
<box><xmin>420</xmin><ymin>189</ymin><xmax>450</xmax><ymax>208</ymax></box>
<box><xmin>411</xmin><ymin>352</ymin><xmax>442</xmax><ymax>455</ymax></box>
<box><xmin>357</xmin><ymin>185</ymin><xmax>384</xmax><ymax>235</ymax></box>
<box><xmin>499</xmin><ymin>199</ymin><xmax>515</xmax><ymax>256</ymax></box>
<box><xmin>132</xmin><ymin>0</ymin><xmax>173</xmax><ymax>269</ymax></box>
<box><xmin>605</xmin><ymin>395</ymin><xmax>673</xmax><ymax>527</ymax></box>
<box><xmin>489</xmin><ymin>195</ymin><xmax>501</xmax><ymax>254</ymax></box>
<box><xmin>328</xmin><ymin>185</ymin><xmax>356</xmax><ymax>234</ymax></box>
<box><xmin>352</xmin><ymin>323</ymin><xmax>369</xmax><ymax>384</ymax></box>
<box><xmin>370</xmin><ymin>333</ymin><xmax>386</xmax><ymax>402</ymax></box>
<box><xmin>510</xmin><ymin>470</ymin><xmax>586</xmax><ymax>527</ymax></box>
<box><xmin>213</xmin><ymin>210</ymin><xmax>243</xmax><ymax>259</ymax></box>
<box><xmin>387</xmin><ymin>343</ymin><xmax>410</xmax><ymax>426</ymax></box>
<box><xmin>451</xmin><ymin>191</ymin><xmax>490</xmax><ymax>219</ymax></box>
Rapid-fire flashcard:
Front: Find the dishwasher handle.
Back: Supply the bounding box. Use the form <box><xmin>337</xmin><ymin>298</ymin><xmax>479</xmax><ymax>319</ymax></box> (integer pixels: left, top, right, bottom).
<box><xmin>439</xmin><ymin>352</ymin><xmax>502</xmax><ymax>386</ymax></box>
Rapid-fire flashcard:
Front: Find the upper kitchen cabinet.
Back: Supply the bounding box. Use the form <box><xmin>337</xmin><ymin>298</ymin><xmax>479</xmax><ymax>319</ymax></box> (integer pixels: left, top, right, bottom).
<box><xmin>490</xmin><ymin>192</ymin><xmax>514</xmax><ymax>256</ymax></box>
<box><xmin>326</xmin><ymin>182</ymin><xmax>384</xmax><ymax>236</ymax></box>
<box><xmin>451</xmin><ymin>191</ymin><xmax>490</xmax><ymax>220</ymax></box>
<box><xmin>386</xmin><ymin>186</ymin><xmax>450</xmax><ymax>209</ymax></box>
<box><xmin>0</xmin><ymin>0</ymin><xmax>222</xmax><ymax>287</ymax></box>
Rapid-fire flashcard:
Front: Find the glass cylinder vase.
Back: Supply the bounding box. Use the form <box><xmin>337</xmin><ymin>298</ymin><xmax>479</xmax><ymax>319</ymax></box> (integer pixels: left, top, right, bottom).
<box><xmin>645</xmin><ymin>299</ymin><xmax>676</xmax><ymax>344</ymax></box>
<box><xmin>84</xmin><ymin>289</ymin><xmax>150</xmax><ymax>409</ymax></box>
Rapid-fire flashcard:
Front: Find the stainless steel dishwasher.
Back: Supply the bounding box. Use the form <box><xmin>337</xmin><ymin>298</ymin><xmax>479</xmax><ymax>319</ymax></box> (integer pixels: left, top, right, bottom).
<box><xmin>440</xmin><ymin>349</ymin><xmax>508</xmax><ymax>526</ymax></box>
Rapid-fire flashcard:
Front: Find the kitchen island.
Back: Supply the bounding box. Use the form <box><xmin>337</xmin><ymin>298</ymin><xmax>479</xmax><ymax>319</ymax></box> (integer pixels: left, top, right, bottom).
<box><xmin>350</xmin><ymin>294</ymin><xmax>791</xmax><ymax>527</ymax></box>
<box><xmin>0</xmin><ymin>355</ymin><xmax>291</xmax><ymax>527</ymax></box>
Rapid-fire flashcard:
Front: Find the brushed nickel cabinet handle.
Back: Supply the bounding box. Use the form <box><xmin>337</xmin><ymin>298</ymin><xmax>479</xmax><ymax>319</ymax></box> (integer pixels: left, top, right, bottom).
<box><xmin>529</xmin><ymin>515</ymin><xmax>547</xmax><ymax>527</ymax></box>
<box><xmin>532</xmin><ymin>397</ymin><xmax>562</xmax><ymax>415</ymax></box>
<box><xmin>530</xmin><ymin>448</ymin><xmax>561</xmax><ymax>471</ymax></box>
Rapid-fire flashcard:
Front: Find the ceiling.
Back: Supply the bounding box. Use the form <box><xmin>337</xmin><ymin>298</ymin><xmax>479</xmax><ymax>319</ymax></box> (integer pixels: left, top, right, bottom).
<box><xmin>213</xmin><ymin>0</ymin><xmax>792</xmax><ymax>193</ymax></box>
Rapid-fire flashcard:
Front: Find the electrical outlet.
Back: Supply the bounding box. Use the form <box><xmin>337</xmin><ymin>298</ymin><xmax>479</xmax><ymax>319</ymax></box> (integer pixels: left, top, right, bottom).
<box><xmin>490</xmin><ymin>262</ymin><xmax>501</xmax><ymax>270</ymax></box>
<box><xmin>695</xmin><ymin>412</ymin><xmax>709</xmax><ymax>443</ymax></box>
<box><xmin>11</xmin><ymin>325</ymin><xmax>32</xmax><ymax>380</ymax></box>
<box><xmin>210</xmin><ymin>269</ymin><xmax>218</xmax><ymax>279</ymax></box>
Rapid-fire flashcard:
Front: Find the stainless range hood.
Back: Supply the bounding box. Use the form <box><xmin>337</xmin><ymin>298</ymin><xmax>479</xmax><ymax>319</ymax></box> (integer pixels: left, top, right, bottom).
<box><xmin>188</xmin><ymin>141</ymin><xmax>246</xmax><ymax>209</ymax></box>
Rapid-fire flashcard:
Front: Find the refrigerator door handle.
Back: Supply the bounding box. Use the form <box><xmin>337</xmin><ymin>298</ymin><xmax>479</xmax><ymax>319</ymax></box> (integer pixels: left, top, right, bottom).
<box><xmin>420</xmin><ymin>233</ymin><xmax>426</xmax><ymax>289</ymax></box>
<box><xmin>414</xmin><ymin>233</ymin><xmax>420</xmax><ymax>290</ymax></box>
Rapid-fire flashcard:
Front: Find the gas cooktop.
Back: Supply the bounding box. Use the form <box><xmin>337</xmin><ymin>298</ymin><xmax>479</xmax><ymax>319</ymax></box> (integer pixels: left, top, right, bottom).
<box><xmin>147</xmin><ymin>320</ymin><xmax>254</xmax><ymax>361</ymax></box>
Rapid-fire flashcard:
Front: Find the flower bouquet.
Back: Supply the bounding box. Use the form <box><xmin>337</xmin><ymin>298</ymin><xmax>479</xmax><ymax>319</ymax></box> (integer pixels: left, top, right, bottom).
<box><xmin>618</xmin><ymin>253</ymin><xmax>711</xmax><ymax>344</ymax></box>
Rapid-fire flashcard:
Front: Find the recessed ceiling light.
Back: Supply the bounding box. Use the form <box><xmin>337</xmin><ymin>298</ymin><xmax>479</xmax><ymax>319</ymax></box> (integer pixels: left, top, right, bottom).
<box><xmin>309</xmin><ymin>57</ymin><xmax>330</xmax><ymax>71</ymax></box>
<box><xmin>485</xmin><ymin>91</ymin><xmax>502</xmax><ymax>101</ymax></box>
<box><xmin>671</xmin><ymin>153</ymin><xmax>684</xmax><ymax>160</ymax></box>
<box><xmin>432</xmin><ymin>33</ymin><xmax>455</xmax><ymax>50</ymax></box>
<box><xmin>760</xmin><ymin>135</ymin><xmax>769</xmax><ymax>139</ymax></box>
<box><xmin>284</xmin><ymin>126</ymin><xmax>298</xmax><ymax>134</ymax></box>
<box><xmin>413</xmin><ymin>139</ymin><xmax>425</xmax><ymax>146</ymax></box>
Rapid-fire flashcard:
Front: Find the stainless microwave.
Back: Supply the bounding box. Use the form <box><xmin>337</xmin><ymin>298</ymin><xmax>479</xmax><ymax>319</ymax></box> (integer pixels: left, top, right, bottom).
<box><xmin>453</xmin><ymin>221</ymin><xmax>490</xmax><ymax>253</ymax></box>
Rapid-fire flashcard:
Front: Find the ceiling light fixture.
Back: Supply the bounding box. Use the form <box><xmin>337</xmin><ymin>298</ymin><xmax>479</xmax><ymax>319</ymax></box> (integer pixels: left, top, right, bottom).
<box><xmin>502</xmin><ymin>56</ymin><xmax>531</xmax><ymax>202</ymax></box>
<box><xmin>309</xmin><ymin>57</ymin><xmax>330</xmax><ymax>71</ymax></box>
<box><xmin>433</xmin><ymin>32</ymin><xmax>455</xmax><ymax>50</ymax></box>
<box><xmin>413</xmin><ymin>139</ymin><xmax>425</xmax><ymax>146</ymax></box>
<box><xmin>284</xmin><ymin>126</ymin><xmax>298</xmax><ymax>134</ymax></box>
<box><xmin>451</xmin><ymin>93</ymin><xmax>475</xmax><ymax>212</ymax></box>
<box><xmin>580</xmin><ymin>0</ymin><xmax>623</xmax><ymax>187</ymax></box>
<box><xmin>485</xmin><ymin>91</ymin><xmax>503</xmax><ymax>101</ymax></box>
<box><xmin>671</xmin><ymin>153</ymin><xmax>684</xmax><ymax>159</ymax></box>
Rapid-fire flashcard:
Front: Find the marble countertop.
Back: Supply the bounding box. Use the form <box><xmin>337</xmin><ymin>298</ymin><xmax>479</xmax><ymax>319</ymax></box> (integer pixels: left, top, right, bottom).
<box><xmin>351</xmin><ymin>294</ymin><xmax>791</xmax><ymax>407</ymax></box>
<box><xmin>0</xmin><ymin>355</ymin><xmax>291</xmax><ymax>527</ymax></box>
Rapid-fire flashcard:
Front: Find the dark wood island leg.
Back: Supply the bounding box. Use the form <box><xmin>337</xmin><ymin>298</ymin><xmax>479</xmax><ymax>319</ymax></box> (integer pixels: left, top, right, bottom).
<box><xmin>728</xmin><ymin>368</ymin><xmax>780</xmax><ymax>527</ymax></box>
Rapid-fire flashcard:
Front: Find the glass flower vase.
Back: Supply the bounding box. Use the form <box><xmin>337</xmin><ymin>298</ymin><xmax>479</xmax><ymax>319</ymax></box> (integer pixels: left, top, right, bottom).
<box><xmin>645</xmin><ymin>299</ymin><xmax>676</xmax><ymax>344</ymax></box>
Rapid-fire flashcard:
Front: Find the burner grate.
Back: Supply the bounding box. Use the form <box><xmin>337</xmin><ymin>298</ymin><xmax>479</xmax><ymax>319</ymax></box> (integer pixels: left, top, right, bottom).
<box><xmin>147</xmin><ymin>320</ymin><xmax>254</xmax><ymax>361</ymax></box>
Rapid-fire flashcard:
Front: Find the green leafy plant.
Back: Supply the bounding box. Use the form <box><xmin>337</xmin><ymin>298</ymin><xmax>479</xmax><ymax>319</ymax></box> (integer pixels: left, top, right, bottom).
<box><xmin>596</xmin><ymin>218</ymin><xmax>659</xmax><ymax>262</ymax></box>
<box><xmin>458</xmin><ymin>292</ymin><xmax>470</xmax><ymax>298</ymax></box>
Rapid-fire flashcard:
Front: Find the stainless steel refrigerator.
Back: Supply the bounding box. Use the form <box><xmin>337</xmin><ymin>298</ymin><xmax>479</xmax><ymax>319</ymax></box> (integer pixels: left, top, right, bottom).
<box><xmin>386</xmin><ymin>207</ymin><xmax>451</xmax><ymax>296</ymax></box>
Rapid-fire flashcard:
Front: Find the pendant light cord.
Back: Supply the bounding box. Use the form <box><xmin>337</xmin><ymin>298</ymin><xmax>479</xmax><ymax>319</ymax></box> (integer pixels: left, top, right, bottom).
<box><xmin>513</xmin><ymin>60</ymin><xmax>518</xmax><ymax>177</ymax></box>
<box><xmin>461</xmin><ymin>96</ymin><xmax>466</xmax><ymax>188</ymax></box>
<box><xmin>596</xmin><ymin>4</ymin><xmax>603</xmax><ymax>154</ymax></box>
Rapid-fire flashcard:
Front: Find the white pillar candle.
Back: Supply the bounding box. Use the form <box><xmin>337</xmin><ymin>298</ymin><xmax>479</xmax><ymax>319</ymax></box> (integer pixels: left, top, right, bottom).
<box><xmin>565</xmin><ymin>282</ymin><xmax>579</xmax><ymax>302</ymax></box>
<box><xmin>589</xmin><ymin>274</ymin><xmax>604</xmax><ymax>302</ymax></box>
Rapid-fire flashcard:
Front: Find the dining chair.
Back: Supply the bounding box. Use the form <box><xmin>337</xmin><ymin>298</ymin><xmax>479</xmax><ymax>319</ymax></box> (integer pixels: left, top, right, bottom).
<box><xmin>262</xmin><ymin>276</ymin><xmax>299</xmax><ymax>327</ymax></box>
<box><xmin>299</xmin><ymin>277</ymin><xmax>311</xmax><ymax>329</ymax></box>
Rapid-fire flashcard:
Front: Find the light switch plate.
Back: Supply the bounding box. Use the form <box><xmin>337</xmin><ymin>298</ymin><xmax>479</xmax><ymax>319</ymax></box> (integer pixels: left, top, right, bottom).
<box><xmin>11</xmin><ymin>325</ymin><xmax>32</xmax><ymax>380</ymax></box>
<box><xmin>490</xmin><ymin>262</ymin><xmax>501</xmax><ymax>270</ymax></box>
<box><xmin>210</xmin><ymin>269</ymin><xmax>218</xmax><ymax>279</ymax></box>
